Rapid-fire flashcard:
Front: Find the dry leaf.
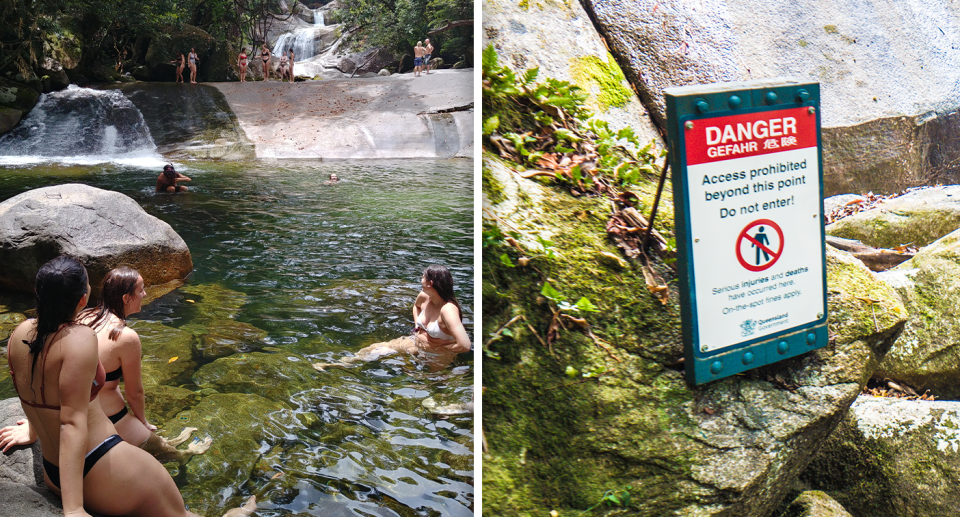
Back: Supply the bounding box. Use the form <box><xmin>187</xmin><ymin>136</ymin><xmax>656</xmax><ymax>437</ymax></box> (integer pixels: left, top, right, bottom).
<box><xmin>186</xmin><ymin>299</ymin><xmax>195</xmax><ymax>303</ymax></box>
<box><xmin>168</xmin><ymin>356</ymin><xmax>179</xmax><ymax>363</ymax></box>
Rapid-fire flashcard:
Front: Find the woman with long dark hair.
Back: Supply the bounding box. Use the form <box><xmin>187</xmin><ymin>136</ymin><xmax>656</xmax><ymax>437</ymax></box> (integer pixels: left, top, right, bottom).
<box><xmin>77</xmin><ymin>267</ymin><xmax>211</xmax><ymax>463</ymax></box>
<box><xmin>330</xmin><ymin>265</ymin><xmax>471</xmax><ymax>371</ymax></box>
<box><xmin>1</xmin><ymin>256</ymin><xmax>247</xmax><ymax>517</ymax></box>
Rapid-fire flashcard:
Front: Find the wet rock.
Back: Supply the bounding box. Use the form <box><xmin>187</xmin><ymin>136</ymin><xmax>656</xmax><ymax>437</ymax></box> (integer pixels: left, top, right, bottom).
<box><xmin>37</xmin><ymin>58</ymin><xmax>70</xmax><ymax>92</ymax></box>
<box><xmin>0</xmin><ymin>107</ymin><xmax>22</xmax><ymax>137</ymax></box>
<box><xmin>873</xmin><ymin>228</ymin><xmax>960</xmax><ymax>398</ymax></box>
<box><xmin>826</xmin><ymin>185</ymin><xmax>960</xmax><ymax>249</ymax></box>
<box><xmin>378</xmin><ymin>68</ymin><xmax>390</xmax><ymax>76</ymax></box>
<box><xmin>336</xmin><ymin>56</ymin><xmax>356</xmax><ymax>74</ymax></box>
<box><xmin>145</xmin><ymin>385</ymin><xmax>202</xmax><ymax>423</ymax></box>
<box><xmin>781</xmin><ymin>491</ymin><xmax>853</xmax><ymax>517</ymax></box>
<box><xmin>130</xmin><ymin>65</ymin><xmax>151</xmax><ymax>81</ymax></box>
<box><xmin>0</xmin><ymin>398</ymin><xmax>42</xmax><ymax>486</ymax></box>
<box><xmin>482</xmin><ymin>155</ymin><xmax>906</xmax><ymax>516</ymax></box>
<box><xmin>802</xmin><ymin>397</ymin><xmax>960</xmax><ymax>516</ymax></box>
<box><xmin>192</xmin><ymin>352</ymin><xmax>318</xmax><ymax>401</ymax></box>
<box><xmin>0</xmin><ymin>311</ymin><xmax>25</xmax><ymax>340</ymax></box>
<box><xmin>0</xmin><ymin>184</ymin><xmax>193</xmax><ymax>294</ymax></box>
<box><xmin>178</xmin><ymin>283</ymin><xmax>248</xmax><ymax>320</ymax></box>
<box><xmin>163</xmin><ymin>393</ymin><xmax>300</xmax><ymax>516</ymax></box>
<box><xmin>183</xmin><ymin>319</ymin><xmax>268</xmax><ymax>360</ymax></box>
<box><xmin>132</xmin><ymin>321</ymin><xmax>198</xmax><ymax>386</ymax></box>
<box><xmin>0</xmin><ymin>77</ymin><xmax>39</xmax><ymax>113</ymax></box>
<box><xmin>0</xmin><ymin>481</ymin><xmax>61</xmax><ymax>517</ymax></box>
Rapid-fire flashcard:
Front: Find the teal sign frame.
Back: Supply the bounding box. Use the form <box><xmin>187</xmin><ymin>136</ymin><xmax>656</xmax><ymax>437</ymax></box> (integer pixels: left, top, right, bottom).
<box><xmin>664</xmin><ymin>79</ymin><xmax>828</xmax><ymax>385</ymax></box>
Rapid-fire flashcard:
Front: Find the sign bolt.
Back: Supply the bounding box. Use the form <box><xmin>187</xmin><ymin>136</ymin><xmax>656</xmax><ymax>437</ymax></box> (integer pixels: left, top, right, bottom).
<box><xmin>728</xmin><ymin>95</ymin><xmax>741</xmax><ymax>109</ymax></box>
<box><xmin>696</xmin><ymin>100</ymin><xmax>709</xmax><ymax>113</ymax></box>
<box><xmin>808</xmin><ymin>106</ymin><xmax>816</xmax><ymax>115</ymax></box>
<box><xmin>817</xmin><ymin>312</ymin><xmax>823</xmax><ymax>319</ymax></box>
<box><xmin>701</xmin><ymin>345</ymin><xmax>708</xmax><ymax>352</ymax></box>
<box><xmin>796</xmin><ymin>89</ymin><xmax>810</xmax><ymax>102</ymax></box>
<box><xmin>685</xmin><ymin>121</ymin><xmax>694</xmax><ymax>130</ymax></box>
<box><xmin>765</xmin><ymin>91</ymin><xmax>778</xmax><ymax>104</ymax></box>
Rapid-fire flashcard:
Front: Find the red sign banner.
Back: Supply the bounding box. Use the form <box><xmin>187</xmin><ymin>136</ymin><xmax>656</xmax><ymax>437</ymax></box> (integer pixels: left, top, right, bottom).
<box><xmin>685</xmin><ymin>106</ymin><xmax>817</xmax><ymax>166</ymax></box>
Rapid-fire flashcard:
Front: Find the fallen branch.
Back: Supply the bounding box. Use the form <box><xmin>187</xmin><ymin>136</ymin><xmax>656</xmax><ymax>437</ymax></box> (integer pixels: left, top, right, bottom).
<box><xmin>428</xmin><ymin>19</ymin><xmax>473</xmax><ymax>35</ymax></box>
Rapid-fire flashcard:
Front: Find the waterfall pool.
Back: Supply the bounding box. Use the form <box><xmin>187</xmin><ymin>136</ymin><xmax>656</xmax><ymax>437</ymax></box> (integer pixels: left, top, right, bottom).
<box><xmin>0</xmin><ymin>158</ymin><xmax>474</xmax><ymax>517</ymax></box>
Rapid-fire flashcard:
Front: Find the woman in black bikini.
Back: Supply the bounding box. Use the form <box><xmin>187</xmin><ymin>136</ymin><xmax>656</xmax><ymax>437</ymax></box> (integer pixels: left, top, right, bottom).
<box><xmin>188</xmin><ymin>48</ymin><xmax>199</xmax><ymax>84</ymax></box>
<box><xmin>171</xmin><ymin>53</ymin><xmax>185</xmax><ymax>83</ymax></box>
<box><xmin>77</xmin><ymin>267</ymin><xmax>211</xmax><ymax>464</ymax></box>
<box><xmin>3</xmin><ymin>256</ymin><xmax>212</xmax><ymax>517</ymax></box>
<box><xmin>260</xmin><ymin>43</ymin><xmax>271</xmax><ymax>81</ymax></box>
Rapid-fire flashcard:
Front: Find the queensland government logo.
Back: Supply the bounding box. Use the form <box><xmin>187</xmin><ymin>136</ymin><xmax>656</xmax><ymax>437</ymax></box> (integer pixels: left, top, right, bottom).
<box><xmin>740</xmin><ymin>319</ymin><xmax>756</xmax><ymax>337</ymax></box>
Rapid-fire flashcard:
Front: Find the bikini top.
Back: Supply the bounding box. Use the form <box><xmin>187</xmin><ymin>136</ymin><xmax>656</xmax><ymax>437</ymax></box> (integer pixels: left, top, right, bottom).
<box><xmin>9</xmin><ymin>325</ymin><xmax>107</xmax><ymax>410</ymax></box>
<box><xmin>105</xmin><ymin>366</ymin><xmax>123</xmax><ymax>382</ymax></box>
<box><xmin>418</xmin><ymin>311</ymin><xmax>454</xmax><ymax>341</ymax></box>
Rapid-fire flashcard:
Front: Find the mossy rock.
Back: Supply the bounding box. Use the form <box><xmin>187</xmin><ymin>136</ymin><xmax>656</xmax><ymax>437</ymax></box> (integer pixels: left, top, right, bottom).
<box><xmin>873</xmin><ymin>227</ymin><xmax>960</xmax><ymax>398</ymax></box>
<box><xmin>144</xmin><ymin>25</ymin><xmax>216</xmax><ymax>81</ymax></box>
<box><xmin>482</xmin><ymin>153</ymin><xmax>906</xmax><ymax>516</ymax></box>
<box><xmin>178</xmin><ymin>283</ymin><xmax>248</xmax><ymax>320</ymax></box>
<box><xmin>825</xmin><ymin>186</ymin><xmax>960</xmax><ymax>249</ymax></box>
<box><xmin>779</xmin><ymin>490</ymin><xmax>853</xmax><ymax>517</ymax></box>
<box><xmin>801</xmin><ymin>397</ymin><xmax>960</xmax><ymax>517</ymax></box>
<box><xmin>182</xmin><ymin>319</ymin><xmax>268</xmax><ymax>360</ymax></box>
<box><xmin>131</xmin><ymin>320</ymin><xmax>198</xmax><ymax>387</ymax></box>
<box><xmin>192</xmin><ymin>351</ymin><xmax>319</xmax><ymax>402</ymax></box>
<box><xmin>163</xmin><ymin>392</ymin><xmax>299</xmax><ymax>516</ymax></box>
<box><xmin>0</xmin><ymin>311</ymin><xmax>25</xmax><ymax>342</ymax></box>
<box><xmin>145</xmin><ymin>384</ymin><xmax>202</xmax><ymax>423</ymax></box>
<box><xmin>42</xmin><ymin>21</ymin><xmax>83</xmax><ymax>70</ymax></box>
<box><xmin>0</xmin><ymin>77</ymin><xmax>39</xmax><ymax>112</ymax></box>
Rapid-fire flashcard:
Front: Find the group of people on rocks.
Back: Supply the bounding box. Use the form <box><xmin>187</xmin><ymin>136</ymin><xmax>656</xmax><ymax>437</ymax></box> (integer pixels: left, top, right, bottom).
<box><xmin>237</xmin><ymin>44</ymin><xmax>297</xmax><ymax>83</ymax></box>
<box><xmin>1</xmin><ymin>254</ymin><xmax>469</xmax><ymax>515</ymax></box>
<box><xmin>171</xmin><ymin>49</ymin><xmax>201</xmax><ymax>84</ymax></box>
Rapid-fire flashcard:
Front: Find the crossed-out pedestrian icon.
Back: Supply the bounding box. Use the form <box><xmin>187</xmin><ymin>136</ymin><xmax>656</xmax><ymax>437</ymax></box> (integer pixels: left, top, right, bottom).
<box><xmin>736</xmin><ymin>219</ymin><xmax>784</xmax><ymax>272</ymax></box>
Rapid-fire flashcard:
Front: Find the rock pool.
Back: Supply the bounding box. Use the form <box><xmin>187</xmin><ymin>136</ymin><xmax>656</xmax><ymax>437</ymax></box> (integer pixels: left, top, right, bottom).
<box><xmin>0</xmin><ymin>158</ymin><xmax>474</xmax><ymax>516</ymax></box>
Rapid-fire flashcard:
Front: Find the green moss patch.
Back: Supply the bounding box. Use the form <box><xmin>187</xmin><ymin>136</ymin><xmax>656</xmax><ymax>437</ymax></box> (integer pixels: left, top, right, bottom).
<box><xmin>570</xmin><ymin>54</ymin><xmax>633</xmax><ymax>111</ymax></box>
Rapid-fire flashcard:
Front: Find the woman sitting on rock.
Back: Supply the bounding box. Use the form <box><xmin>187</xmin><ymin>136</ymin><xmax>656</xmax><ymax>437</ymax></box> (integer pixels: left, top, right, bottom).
<box><xmin>317</xmin><ymin>265</ymin><xmax>471</xmax><ymax>372</ymax></box>
<box><xmin>77</xmin><ymin>267</ymin><xmax>211</xmax><ymax>464</ymax></box>
<box><xmin>2</xmin><ymin>256</ymin><xmax>255</xmax><ymax>517</ymax></box>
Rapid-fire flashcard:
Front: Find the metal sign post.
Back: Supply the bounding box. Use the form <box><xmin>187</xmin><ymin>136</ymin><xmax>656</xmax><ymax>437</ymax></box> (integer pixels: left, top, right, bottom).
<box><xmin>664</xmin><ymin>79</ymin><xmax>828</xmax><ymax>385</ymax></box>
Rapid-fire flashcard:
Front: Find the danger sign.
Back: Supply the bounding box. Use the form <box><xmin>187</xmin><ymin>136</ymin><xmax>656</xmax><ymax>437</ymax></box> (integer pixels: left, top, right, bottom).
<box><xmin>679</xmin><ymin>103</ymin><xmax>825</xmax><ymax>355</ymax></box>
<box><xmin>736</xmin><ymin>219</ymin><xmax>783</xmax><ymax>272</ymax></box>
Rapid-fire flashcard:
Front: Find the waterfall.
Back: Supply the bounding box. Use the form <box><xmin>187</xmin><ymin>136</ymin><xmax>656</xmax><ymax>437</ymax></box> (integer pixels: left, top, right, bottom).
<box><xmin>0</xmin><ymin>85</ymin><xmax>164</xmax><ymax>166</ymax></box>
<box><xmin>273</xmin><ymin>27</ymin><xmax>319</xmax><ymax>61</ymax></box>
<box><xmin>314</xmin><ymin>9</ymin><xmax>325</xmax><ymax>26</ymax></box>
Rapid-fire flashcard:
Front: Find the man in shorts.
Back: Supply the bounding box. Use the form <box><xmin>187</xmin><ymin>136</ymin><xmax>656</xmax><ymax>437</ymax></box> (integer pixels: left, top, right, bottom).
<box><xmin>424</xmin><ymin>38</ymin><xmax>434</xmax><ymax>74</ymax></box>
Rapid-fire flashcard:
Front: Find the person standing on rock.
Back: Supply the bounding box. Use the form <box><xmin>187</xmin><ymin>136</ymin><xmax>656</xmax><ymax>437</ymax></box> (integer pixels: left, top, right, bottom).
<box><xmin>261</xmin><ymin>43</ymin><xmax>271</xmax><ymax>81</ymax></box>
<box><xmin>156</xmin><ymin>164</ymin><xmax>191</xmax><ymax>193</ymax></box>
<box><xmin>237</xmin><ymin>48</ymin><xmax>249</xmax><ymax>82</ymax></box>
<box><xmin>171</xmin><ymin>53</ymin><xmax>185</xmax><ymax>83</ymax></box>
<box><xmin>76</xmin><ymin>267</ymin><xmax>212</xmax><ymax>464</ymax></box>
<box><xmin>424</xmin><ymin>38</ymin><xmax>434</xmax><ymax>74</ymax></box>
<box><xmin>414</xmin><ymin>41</ymin><xmax>425</xmax><ymax>76</ymax></box>
<box><xmin>279</xmin><ymin>51</ymin><xmax>289</xmax><ymax>82</ymax></box>
<box><xmin>188</xmin><ymin>48</ymin><xmax>199</xmax><ymax>84</ymax></box>
<box><xmin>288</xmin><ymin>48</ymin><xmax>295</xmax><ymax>81</ymax></box>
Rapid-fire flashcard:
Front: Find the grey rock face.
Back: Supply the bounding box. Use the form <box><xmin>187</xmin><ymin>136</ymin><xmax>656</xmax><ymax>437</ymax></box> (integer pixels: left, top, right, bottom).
<box><xmin>37</xmin><ymin>58</ymin><xmax>70</xmax><ymax>92</ymax></box>
<box><xmin>781</xmin><ymin>491</ymin><xmax>853</xmax><ymax>517</ymax></box>
<box><xmin>581</xmin><ymin>0</ymin><xmax>960</xmax><ymax>195</ymax></box>
<box><xmin>0</xmin><ymin>184</ymin><xmax>193</xmax><ymax>294</ymax></box>
<box><xmin>482</xmin><ymin>0</ymin><xmax>661</xmax><ymax>143</ymax></box>
<box><xmin>0</xmin><ymin>107</ymin><xmax>22</xmax><ymax>137</ymax></box>
<box><xmin>803</xmin><ymin>397</ymin><xmax>960</xmax><ymax>516</ymax></box>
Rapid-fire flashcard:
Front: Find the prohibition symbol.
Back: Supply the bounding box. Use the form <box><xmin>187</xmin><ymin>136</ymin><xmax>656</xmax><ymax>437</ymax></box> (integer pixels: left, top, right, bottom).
<box><xmin>736</xmin><ymin>219</ymin><xmax>784</xmax><ymax>272</ymax></box>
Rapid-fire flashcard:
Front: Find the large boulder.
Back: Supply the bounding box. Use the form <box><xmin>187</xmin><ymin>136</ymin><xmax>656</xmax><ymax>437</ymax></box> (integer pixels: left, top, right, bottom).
<box><xmin>198</xmin><ymin>41</ymin><xmax>238</xmax><ymax>82</ymax></box>
<box><xmin>578</xmin><ymin>0</ymin><xmax>960</xmax><ymax>196</ymax></box>
<box><xmin>0</xmin><ymin>77</ymin><xmax>39</xmax><ymax>113</ymax></box>
<box><xmin>801</xmin><ymin>397</ymin><xmax>960</xmax><ymax>516</ymax></box>
<box><xmin>144</xmin><ymin>25</ymin><xmax>216</xmax><ymax>82</ymax></box>
<box><xmin>0</xmin><ymin>184</ymin><xmax>193</xmax><ymax>294</ymax></box>
<box><xmin>0</xmin><ymin>398</ymin><xmax>61</xmax><ymax>515</ymax></box>
<box><xmin>826</xmin><ymin>186</ymin><xmax>960</xmax><ymax>249</ymax></box>
<box><xmin>482</xmin><ymin>155</ymin><xmax>907</xmax><ymax>516</ymax></box>
<box><xmin>36</xmin><ymin>58</ymin><xmax>70</xmax><ymax>93</ymax></box>
<box><xmin>780</xmin><ymin>491</ymin><xmax>854</xmax><ymax>517</ymax></box>
<box><xmin>872</xmin><ymin>227</ymin><xmax>960</xmax><ymax>398</ymax></box>
<box><xmin>0</xmin><ymin>107</ymin><xmax>22</xmax><ymax>137</ymax></box>
<box><xmin>482</xmin><ymin>0</ymin><xmax>660</xmax><ymax>141</ymax></box>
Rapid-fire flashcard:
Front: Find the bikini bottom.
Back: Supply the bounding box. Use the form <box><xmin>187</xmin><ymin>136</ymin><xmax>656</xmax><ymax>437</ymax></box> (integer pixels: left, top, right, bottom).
<box><xmin>108</xmin><ymin>405</ymin><xmax>128</xmax><ymax>424</ymax></box>
<box><xmin>43</xmin><ymin>434</ymin><xmax>123</xmax><ymax>489</ymax></box>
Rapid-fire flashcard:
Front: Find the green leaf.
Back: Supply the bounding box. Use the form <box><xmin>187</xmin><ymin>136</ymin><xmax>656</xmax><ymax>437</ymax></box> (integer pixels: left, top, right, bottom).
<box><xmin>574</xmin><ymin>297</ymin><xmax>599</xmax><ymax>312</ymax></box>
<box><xmin>522</xmin><ymin>67</ymin><xmax>539</xmax><ymax>85</ymax></box>
<box><xmin>554</xmin><ymin>128</ymin><xmax>582</xmax><ymax>143</ymax></box>
<box><xmin>483</xmin><ymin>115</ymin><xmax>500</xmax><ymax>135</ymax></box>
<box><xmin>500</xmin><ymin>253</ymin><xmax>516</xmax><ymax>267</ymax></box>
<box><xmin>482</xmin><ymin>44</ymin><xmax>499</xmax><ymax>72</ymax></box>
<box><xmin>565</xmin><ymin>366</ymin><xmax>578</xmax><ymax>378</ymax></box>
<box><xmin>571</xmin><ymin>164</ymin><xmax>582</xmax><ymax>182</ymax></box>
<box><xmin>501</xmin><ymin>327</ymin><xmax>514</xmax><ymax>337</ymax></box>
<box><xmin>536</xmin><ymin>235</ymin><xmax>553</xmax><ymax>249</ymax></box>
<box><xmin>541</xmin><ymin>281</ymin><xmax>566</xmax><ymax>301</ymax></box>
<box><xmin>555</xmin><ymin>145</ymin><xmax>574</xmax><ymax>153</ymax></box>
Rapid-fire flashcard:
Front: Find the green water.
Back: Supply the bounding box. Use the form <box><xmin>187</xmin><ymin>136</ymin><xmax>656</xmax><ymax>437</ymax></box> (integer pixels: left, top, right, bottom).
<box><xmin>0</xmin><ymin>159</ymin><xmax>474</xmax><ymax>517</ymax></box>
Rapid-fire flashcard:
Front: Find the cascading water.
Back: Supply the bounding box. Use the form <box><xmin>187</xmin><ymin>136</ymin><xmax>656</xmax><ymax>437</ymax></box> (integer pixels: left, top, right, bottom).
<box><xmin>273</xmin><ymin>27</ymin><xmax>319</xmax><ymax>61</ymax></box>
<box><xmin>0</xmin><ymin>85</ymin><xmax>165</xmax><ymax>166</ymax></box>
<box><xmin>314</xmin><ymin>8</ymin><xmax>324</xmax><ymax>26</ymax></box>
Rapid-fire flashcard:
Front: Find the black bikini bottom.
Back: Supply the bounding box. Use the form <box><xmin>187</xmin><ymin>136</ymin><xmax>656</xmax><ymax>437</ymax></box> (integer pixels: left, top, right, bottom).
<box><xmin>108</xmin><ymin>405</ymin><xmax>128</xmax><ymax>424</ymax></box>
<box><xmin>43</xmin><ymin>434</ymin><xmax>123</xmax><ymax>489</ymax></box>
